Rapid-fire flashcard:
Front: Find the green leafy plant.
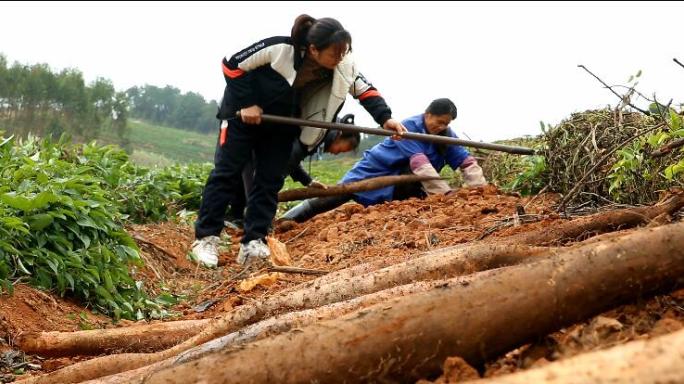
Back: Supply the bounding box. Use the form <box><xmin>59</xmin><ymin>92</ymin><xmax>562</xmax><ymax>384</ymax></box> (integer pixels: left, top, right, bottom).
<box><xmin>0</xmin><ymin>136</ymin><xmax>147</xmax><ymax>319</ymax></box>
<box><xmin>480</xmin><ymin>136</ymin><xmax>546</xmax><ymax>195</ymax></box>
<box><xmin>506</xmin><ymin>155</ymin><xmax>548</xmax><ymax>196</ymax></box>
<box><xmin>0</xmin><ymin>134</ymin><xmax>211</xmax><ymax>319</ymax></box>
<box><xmin>608</xmin><ymin>106</ymin><xmax>684</xmax><ymax>201</ymax></box>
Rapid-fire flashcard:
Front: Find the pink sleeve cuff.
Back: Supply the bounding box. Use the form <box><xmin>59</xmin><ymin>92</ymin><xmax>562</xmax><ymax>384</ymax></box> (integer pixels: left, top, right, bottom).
<box><xmin>459</xmin><ymin>155</ymin><xmax>477</xmax><ymax>170</ymax></box>
<box><xmin>409</xmin><ymin>153</ymin><xmax>430</xmax><ymax>171</ymax></box>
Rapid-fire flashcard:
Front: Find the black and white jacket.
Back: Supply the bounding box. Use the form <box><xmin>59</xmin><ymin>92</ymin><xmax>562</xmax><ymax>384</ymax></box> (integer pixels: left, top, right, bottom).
<box><xmin>218</xmin><ymin>36</ymin><xmax>392</xmax><ymax>150</ymax></box>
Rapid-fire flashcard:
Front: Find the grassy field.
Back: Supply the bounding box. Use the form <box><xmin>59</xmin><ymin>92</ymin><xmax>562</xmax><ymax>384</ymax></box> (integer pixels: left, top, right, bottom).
<box><xmin>98</xmin><ymin>119</ymin><xmax>216</xmax><ymax>166</ymax></box>
<box><xmin>282</xmin><ymin>157</ymin><xmax>359</xmax><ymax>189</ymax></box>
<box><xmin>126</xmin><ymin>120</ymin><xmax>216</xmax><ymax>165</ymax></box>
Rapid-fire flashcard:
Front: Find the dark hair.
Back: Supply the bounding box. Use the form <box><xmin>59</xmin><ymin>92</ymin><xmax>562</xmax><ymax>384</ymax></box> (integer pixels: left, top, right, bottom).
<box><xmin>291</xmin><ymin>14</ymin><xmax>352</xmax><ymax>59</ymax></box>
<box><xmin>426</xmin><ymin>98</ymin><xmax>457</xmax><ymax>120</ymax></box>
<box><xmin>339</xmin><ymin>130</ymin><xmax>361</xmax><ymax>150</ymax></box>
<box><xmin>323</xmin><ymin>130</ymin><xmax>361</xmax><ymax>152</ymax></box>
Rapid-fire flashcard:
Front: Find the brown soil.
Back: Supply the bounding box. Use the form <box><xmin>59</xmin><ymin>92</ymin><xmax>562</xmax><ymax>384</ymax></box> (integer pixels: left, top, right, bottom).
<box><xmin>276</xmin><ymin>185</ymin><xmax>560</xmax><ymax>271</ymax></box>
<box><xmin>2</xmin><ymin>186</ymin><xmax>681</xmax><ymax>382</ymax></box>
<box><xmin>0</xmin><ymin>285</ymin><xmax>109</xmax><ymax>378</ymax></box>
<box><xmin>0</xmin><ymin>285</ymin><xmax>108</xmax><ymax>338</ymax></box>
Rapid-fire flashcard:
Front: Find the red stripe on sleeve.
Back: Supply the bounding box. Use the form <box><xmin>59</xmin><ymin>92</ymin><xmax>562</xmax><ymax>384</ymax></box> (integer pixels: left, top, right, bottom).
<box><xmin>222</xmin><ymin>62</ymin><xmax>245</xmax><ymax>79</ymax></box>
<box><xmin>359</xmin><ymin>89</ymin><xmax>381</xmax><ymax>101</ymax></box>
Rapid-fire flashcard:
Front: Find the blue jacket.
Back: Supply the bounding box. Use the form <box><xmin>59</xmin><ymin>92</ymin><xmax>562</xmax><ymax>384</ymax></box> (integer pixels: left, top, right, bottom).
<box><xmin>341</xmin><ymin>114</ymin><xmax>470</xmax><ymax>206</ymax></box>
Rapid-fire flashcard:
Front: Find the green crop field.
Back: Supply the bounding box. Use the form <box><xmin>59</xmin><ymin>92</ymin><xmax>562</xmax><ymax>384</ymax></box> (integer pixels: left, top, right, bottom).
<box><xmin>99</xmin><ymin>119</ymin><xmax>216</xmax><ymax>166</ymax></box>
<box><xmin>126</xmin><ymin>120</ymin><xmax>216</xmax><ymax>165</ymax></box>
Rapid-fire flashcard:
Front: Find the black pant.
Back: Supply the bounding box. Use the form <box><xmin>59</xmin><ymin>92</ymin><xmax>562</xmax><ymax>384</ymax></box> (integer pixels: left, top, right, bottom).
<box><xmin>391</xmin><ymin>165</ymin><xmax>427</xmax><ymax>200</ymax></box>
<box><xmin>195</xmin><ymin>118</ymin><xmax>298</xmax><ymax>243</ymax></box>
<box><xmin>225</xmin><ymin>155</ymin><xmax>255</xmax><ymax>221</ymax></box>
<box><xmin>391</xmin><ymin>180</ymin><xmax>427</xmax><ymax>200</ymax></box>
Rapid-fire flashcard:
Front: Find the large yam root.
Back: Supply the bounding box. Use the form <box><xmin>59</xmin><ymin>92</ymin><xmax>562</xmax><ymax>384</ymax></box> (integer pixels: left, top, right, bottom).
<box><xmin>19</xmin><ymin>244</ymin><xmax>544</xmax><ymax>383</ymax></box>
<box><xmin>467</xmin><ymin>327</ymin><xmax>684</xmax><ymax>384</ymax></box>
<box><xmin>278</xmin><ymin>174</ymin><xmax>440</xmax><ymax>201</ymax></box>
<box><xmin>142</xmin><ymin>221</ymin><xmax>684</xmax><ymax>383</ymax></box>
<box><xmin>93</xmin><ymin>277</ymin><xmax>474</xmax><ymax>383</ymax></box>
<box><xmin>503</xmin><ymin>192</ymin><xmax>684</xmax><ymax>245</ymax></box>
<box><xmin>14</xmin><ymin>319</ymin><xmax>209</xmax><ymax>357</ymax></box>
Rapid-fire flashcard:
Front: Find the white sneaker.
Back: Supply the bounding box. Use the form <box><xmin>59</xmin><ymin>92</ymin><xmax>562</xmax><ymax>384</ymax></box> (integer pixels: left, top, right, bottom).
<box><xmin>191</xmin><ymin>236</ymin><xmax>220</xmax><ymax>268</ymax></box>
<box><xmin>236</xmin><ymin>239</ymin><xmax>270</xmax><ymax>266</ymax></box>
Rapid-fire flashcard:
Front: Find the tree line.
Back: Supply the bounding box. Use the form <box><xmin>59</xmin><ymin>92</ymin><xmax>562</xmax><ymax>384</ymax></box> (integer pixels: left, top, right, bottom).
<box><xmin>0</xmin><ymin>55</ymin><xmax>222</xmax><ymax>148</ymax></box>
<box><xmin>125</xmin><ymin>85</ymin><xmax>219</xmax><ymax>134</ymax></box>
<box><xmin>0</xmin><ymin>54</ymin><xmax>129</xmax><ymax>146</ymax></box>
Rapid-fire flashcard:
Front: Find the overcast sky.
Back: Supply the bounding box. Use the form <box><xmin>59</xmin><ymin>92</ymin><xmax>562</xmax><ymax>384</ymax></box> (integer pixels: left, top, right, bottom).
<box><xmin>2</xmin><ymin>1</ymin><xmax>683</xmax><ymax>142</ymax></box>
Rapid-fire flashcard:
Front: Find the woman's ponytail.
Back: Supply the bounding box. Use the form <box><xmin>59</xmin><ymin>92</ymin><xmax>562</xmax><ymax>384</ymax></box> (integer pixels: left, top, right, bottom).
<box><xmin>291</xmin><ymin>14</ymin><xmax>316</xmax><ymax>53</ymax></box>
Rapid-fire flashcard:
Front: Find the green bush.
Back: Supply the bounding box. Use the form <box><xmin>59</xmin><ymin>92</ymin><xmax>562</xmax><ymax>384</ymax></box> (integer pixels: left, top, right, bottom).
<box><xmin>0</xmin><ymin>134</ymin><xmax>211</xmax><ymax>319</ymax></box>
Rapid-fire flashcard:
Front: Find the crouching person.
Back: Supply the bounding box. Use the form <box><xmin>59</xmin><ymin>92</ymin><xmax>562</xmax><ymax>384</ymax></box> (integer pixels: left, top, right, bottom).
<box><xmin>282</xmin><ymin>98</ymin><xmax>487</xmax><ymax>223</ymax></box>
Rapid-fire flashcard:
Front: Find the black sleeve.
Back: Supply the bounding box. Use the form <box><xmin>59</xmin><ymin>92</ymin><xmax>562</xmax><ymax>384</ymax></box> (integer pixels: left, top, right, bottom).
<box><xmin>360</xmin><ymin>95</ymin><xmax>392</xmax><ymax>126</ymax></box>
<box><xmin>223</xmin><ymin>57</ymin><xmax>258</xmax><ymax>110</ymax></box>
<box><xmin>286</xmin><ymin>141</ymin><xmax>313</xmax><ymax>186</ymax></box>
<box><xmin>289</xmin><ymin>163</ymin><xmax>313</xmax><ymax>186</ymax></box>
<box><xmin>351</xmin><ymin>72</ymin><xmax>392</xmax><ymax>126</ymax></box>
<box><xmin>221</xmin><ymin>37</ymin><xmax>292</xmax><ymax>111</ymax></box>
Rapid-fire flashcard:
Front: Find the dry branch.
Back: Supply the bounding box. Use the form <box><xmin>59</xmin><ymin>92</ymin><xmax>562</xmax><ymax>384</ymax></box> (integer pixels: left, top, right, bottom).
<box><xmin>577</xmin><ymin>64</ymin><xmax>650</xmax><ymax>115</ymax></box>
<box><xmin>674</xmin><ymin>57</ymin><xmax>684</xmax><ymax>70</ymax></box>
<box><xmin>650</xmin><ymin>137</ymin><xmax>684</xmax><ymax>158</ymax></box>
<box><xmin>510</xmin><ymin>193</ymin><xmax>683</xmax><ymax>245</ymax></box>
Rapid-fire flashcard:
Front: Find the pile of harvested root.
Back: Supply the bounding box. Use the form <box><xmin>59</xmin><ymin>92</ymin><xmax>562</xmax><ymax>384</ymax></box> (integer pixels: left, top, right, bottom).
<box><xmin>11</xmin><ymin>193</ymin><xmax>684</xmax><ymax>384</ymax></box>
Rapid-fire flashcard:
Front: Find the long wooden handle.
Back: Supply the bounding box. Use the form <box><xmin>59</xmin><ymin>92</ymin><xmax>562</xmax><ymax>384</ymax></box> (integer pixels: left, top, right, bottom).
<box><xmin>236</xmin><ymin>112</ymin><xmax>536</xmax><ymax>155</ymax></box>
